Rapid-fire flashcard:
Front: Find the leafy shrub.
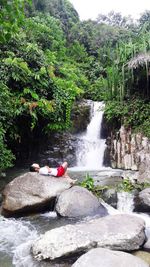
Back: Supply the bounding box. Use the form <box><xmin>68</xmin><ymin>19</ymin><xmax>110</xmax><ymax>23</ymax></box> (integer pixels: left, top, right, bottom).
<box><xmin>104</xmin><ymin>98</ymin><xmax>150</xmax><ymax>137</ymax></box>
<box><xmin>117</xmin><ymin>178</ymin><xmax>135</xmax><ymax>192</ymax></box>
<box><xmin>0</xmin><ymin>126</ymin><xmax>15</xmax><ymax>173</ymax></box>
<box><xmin>79</xmin><ymin>174</ymin><xmax>95</xmax><ymax>191</ymax></box>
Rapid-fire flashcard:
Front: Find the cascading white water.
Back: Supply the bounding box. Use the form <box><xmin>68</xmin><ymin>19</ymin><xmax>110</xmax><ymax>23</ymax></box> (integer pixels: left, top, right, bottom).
<box><xmin>0</xmin><ymin>216</ymin><xmax>39</xmax><ymax>267</ymax></box>
<box><xmin>76</xmin><ymin>101</ymin><xmax>106</xmax><ymax>170</ymax></box>
<box><xmin>117</xmin><ymin>192</ymin><xmax>134</xmax><ymax>213</ymax></box>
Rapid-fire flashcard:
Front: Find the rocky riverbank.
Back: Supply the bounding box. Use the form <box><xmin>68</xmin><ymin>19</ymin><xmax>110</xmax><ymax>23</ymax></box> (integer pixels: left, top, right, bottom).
<box><xmin>1</xmin><ymin>171</ymin><xmax>150</xmax><ymax>266</ymax></box>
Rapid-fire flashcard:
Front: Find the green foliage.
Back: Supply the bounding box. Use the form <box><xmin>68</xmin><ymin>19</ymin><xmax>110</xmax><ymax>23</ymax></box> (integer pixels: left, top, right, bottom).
<box><xmin>86</xmin><ymin>77</ymin><xmax>110</xmax><ymax>101</ymax></box>
<box><xmin>0</xmin><ymin>83</ymin><xmax>15</xmax><ymax>171</ymax></box>
<box><xmin>31</xmin><ymin>0</ymin><xmax>79</xmax><ymax>37</ymax></box>
<box><xmin>97</xmin><ymin>11</ymin><xmax>136</xmax><ymax>30</ymax></box>
<box><xmin>104</xmin><ymin>99</ymin><xmax>150</xmax><ymax>137</ymax></box>
<box><xmin>0</xmin><ymin>5</ymin><xmax>88</xmax><ymax>171</ymax></box>
<box><xmin>0</xmin><ymin>1</ymin><xmax>150</xmax><ymax>172</ymax></box>
<box><xmin>0</xmin><ymin>12</ymin><xmax>86</xmax><ymax>132</ymax></box>
<box><xmin>117</xmin><ymin>178</ymin><xmax>150</xmax><ymax>192</ymax></box>
<box><xmin>138</xmin><ymin>10</ymin><xmax>150</xmax><ymax>31</ymax></box>
<box><xmin>25</xmin><ymin>14</ymin><xmax>66</xmax><ymax>52</ymax></box>
<box><xmin>79</xmin><ymin>175</ymin><xmax>150</xmax><ymax>198</ymax></box>
<box><xmin>0</xmin><ymin>125</ymin><xmax>15</xmax><ymax>173</ymax></box>
<box><xmin>0</xmin><ymin>83</ymin><xmax>14</xmax><ymax>127</ymax></box>
<box><xmin>117</xmin><ymin>178</ymin><xmax>135</xmax><ymax>192</ymax></box>
<box><xmin>51</xmin><ymin>61</ymin><xmax>85</xmax><ymax>129</ymax></box>
<box><xmin>0</xmin><ymin>0</ymin><xmax>31</xmax><ymax>43</ymax></box>
<box><xmin>79</xmin><ymin>174</ymin><xmax>95</xmax><ymax>191</ymax></box>
<box><xmin>67</xmin><ymin>41</ymin><xmax>88</xmax><ymax>63</ymax></box>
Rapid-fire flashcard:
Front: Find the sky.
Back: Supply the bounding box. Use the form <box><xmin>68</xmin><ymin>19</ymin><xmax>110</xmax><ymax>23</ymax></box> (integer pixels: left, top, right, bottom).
<box><xmin>69</xmin><ymin>0</ymin><xmax>150</xmax><ymax>21</ymax></box>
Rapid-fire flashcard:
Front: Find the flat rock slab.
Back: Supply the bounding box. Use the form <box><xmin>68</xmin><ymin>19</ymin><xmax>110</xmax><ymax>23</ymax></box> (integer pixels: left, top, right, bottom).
<box><xmin>32</xmin><ymin>214</ymin><xmax>146</xmax><ymax>261</ymax></box>
<box><xmin>2</xmin><ymin>172</ymin><xmax>71</xmax><ymax>216</ymax></box>
<box><xmin>56</xmin><ymin>186</ymin><xmax>107</xmax><ymax>217</ymax></box>
<box><xmin>72</xmin><ymin>248</ymin><xmax>149</xmax><ymax>267</ymax></box>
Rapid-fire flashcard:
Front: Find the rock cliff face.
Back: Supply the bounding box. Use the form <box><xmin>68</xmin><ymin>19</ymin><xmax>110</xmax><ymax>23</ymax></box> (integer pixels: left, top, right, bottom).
<box><xmin>105</xmin><ymin>125</ymin><xmax>150</xmax><ymax>180</ymax></box>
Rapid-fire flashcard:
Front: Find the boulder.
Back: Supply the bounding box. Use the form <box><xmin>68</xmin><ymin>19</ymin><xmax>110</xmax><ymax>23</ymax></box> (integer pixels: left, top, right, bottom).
<box><xmin>55</xmin><ymin>186</ymin><xmax>107</xmax><ymax>218</ymax></box>
<box><xmin>1</xmin><ymin>172</ymin><xmax>71</xmax><ymax>216</ymax></box>
<box><xmin>134</xmin><ymin>188</ymin><xmax>150</xmax><ymax>212</ymax></box>
<box><xmin>72</xmin><ymin>248</ymin><xmax>149</xmax><ymax>267</ymax></box>
<box><xmin>100</xmin><ymin>188</ymin><xmax>118</xmax><ymax>208</ymax></box>
<box><xmin>32</xmin><ymin>214</ymin><xmax>146</xmax><ymax>261</ymax></box>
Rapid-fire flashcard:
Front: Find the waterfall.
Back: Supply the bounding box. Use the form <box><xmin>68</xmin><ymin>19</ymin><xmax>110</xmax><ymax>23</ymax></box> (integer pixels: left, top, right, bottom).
<box><xmin>75</xmin><ymin>101</ymin><xmax>106</xmax><ymax>170</ymax></box>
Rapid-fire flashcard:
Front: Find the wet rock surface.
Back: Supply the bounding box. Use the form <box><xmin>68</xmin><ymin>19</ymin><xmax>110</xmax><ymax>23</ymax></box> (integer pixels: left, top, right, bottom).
<box><xmin>101</xmin><ymin>188</ymin><xmax>118</xmax><ymax>209</ymax></box>
<box><xmin>32</xmin><ymin>214</ymin><xmax>146</xmax><ymax>261</ymax></box>
<box><xmin>1</xmin><ymin>172</ymin><xmax>72</xmax><ymax>216</ymax></box>
<box><xmin>38</xmin><ymin>132</ymin><xmax>78</xmax><ymax>167</ymax></box>
<box><xmin>134</xmin><ymin>188</ymin><xmax>150</xmax><ymax>212</ymax></box>
<box><xmin>56</xmin><ymin>185</ymin><xmax>107</xmax><ymax>218</ymax></box>
<box><xmin>71</xmin><ymin>100</ymin><xmax>91</xmax><ymax>134</ymax></box>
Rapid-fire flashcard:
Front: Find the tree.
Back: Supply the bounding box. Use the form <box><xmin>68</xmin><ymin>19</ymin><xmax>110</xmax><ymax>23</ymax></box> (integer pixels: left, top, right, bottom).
<box><xmin>31</xmin><ymin>0</ymin><xmax>79</xmax><ymax>37</ymax></box>
<box><xmin>138</xmin><ymin>10</ymin><xmax>150</xmax><ymax>31</ymax></box>
<box><xmin>97</xmin><ymin>11</ymin><xmax>135</xmax><ymax>29</ymax></box>
<box><xmin>0</xmin><ymin>83</ymin><xmax>15</xmax><ymax>172</ymax></box>
<box><xmin>0</xmin><ymin>0</ymin><xmax>31</xmax><ymax>43</ymax></box>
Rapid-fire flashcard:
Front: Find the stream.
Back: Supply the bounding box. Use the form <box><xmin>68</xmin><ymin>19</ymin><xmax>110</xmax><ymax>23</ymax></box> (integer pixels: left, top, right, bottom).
<box><xmin>0</xmin><ymin>101</ymin><xmax>150</xmax><ymax>266</ymax></box>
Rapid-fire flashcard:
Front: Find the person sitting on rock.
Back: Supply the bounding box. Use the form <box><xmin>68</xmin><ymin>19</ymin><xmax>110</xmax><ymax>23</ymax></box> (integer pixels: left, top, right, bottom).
<box><xmin>30</xmin><ymin>161</ymin><xmax>77</xmax><ymax>184</ymax></box>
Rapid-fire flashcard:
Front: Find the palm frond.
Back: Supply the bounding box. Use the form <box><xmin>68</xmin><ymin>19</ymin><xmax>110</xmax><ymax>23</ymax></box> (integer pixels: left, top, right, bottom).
<box><xmin>128</xmin><ymin>53</ymin><xmax>150</xmax><ymax>69</ymax></box>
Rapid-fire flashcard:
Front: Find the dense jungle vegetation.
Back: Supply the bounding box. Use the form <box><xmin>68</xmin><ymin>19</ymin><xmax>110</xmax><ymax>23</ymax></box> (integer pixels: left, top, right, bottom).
<box><xmin>0</xmin><ymin>0</ymin><xmax>150</xmax><ymax>172</ymax></box>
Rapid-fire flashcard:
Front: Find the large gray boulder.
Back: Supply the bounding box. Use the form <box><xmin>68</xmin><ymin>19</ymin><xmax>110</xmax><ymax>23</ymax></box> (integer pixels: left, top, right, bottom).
<box><xmin>32</xmin><ymin>214</ymin><xmax>146</xmax><ymax>261</ymax></box>
<box><xmin>1</xmin><ymin>172</ymin><xmax>71</xmax><ymax>216</ymax></box>
<box><xmin>55</xmin><ymin>186</ymin><xmax>107</xmax><ymax>217</ymax></box>
<box><xmin>134</xmin><ymin>188</ymin><xmax>150</xmax><ymax>212</ymax></box>
<box><xmin>72</xmin><ymin>248</ymin><xmax>149</xmax><ymax>267</ymax></box>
